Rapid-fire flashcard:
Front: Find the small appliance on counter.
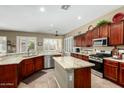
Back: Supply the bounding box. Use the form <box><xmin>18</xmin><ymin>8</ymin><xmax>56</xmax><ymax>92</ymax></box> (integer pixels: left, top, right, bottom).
<box><xmin>73</xmin><ymin>47</ymin><xmax>81</xmax><ymax>53</ymax></box>
<box><xmin>112</xmin><ymin>46</ymin><xmax>123</xmax><ymax>59</ymax></box>
<box><xmin>118</xmin><ymin>48</ymin><xmax>124</xmax><ymax>59</ymax></box>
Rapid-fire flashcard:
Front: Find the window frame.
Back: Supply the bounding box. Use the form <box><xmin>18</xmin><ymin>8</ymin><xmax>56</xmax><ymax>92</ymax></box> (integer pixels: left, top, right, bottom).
<box><xmin>0</xmin><ymin>36</ymin><xmax>7</xmax><ymax>55</ymax></box>
<box><xmin>43</xmin><ymin>38</ymin><xmax>62</xmax><ymax>52</ymax></box>
<box><xmin>16</xmin><ymin>36</ymin><xmax>37</xmax><ymax>53</ymax></box>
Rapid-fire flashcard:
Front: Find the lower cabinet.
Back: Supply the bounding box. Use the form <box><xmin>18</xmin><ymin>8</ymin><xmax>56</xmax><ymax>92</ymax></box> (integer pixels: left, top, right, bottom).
<box><xmin>34</xmin><ymin>56</ymin><xmax>44</xmax><ymax>72</ymax></box>
<box><xmin>71</xmin><ymin>53</ymin><xmax>78</xmax><ymax>58</ymax></box>
<box><xmin>0</xmin><ymin>64</ymin><xmax>18</xmax><ymax>88</ymax></box>
<box><xmin>20</xmin><ymin>56</ymin><xmax>44</xmax><ymax>79</ymax></box>
<box><xmin>104</xmin><ymin>59</ymin><xmax>119</xmax><ymax>82</ymax></box>
<box><xmin>21</xmin><ymin>58</ymin><xmax>34</xmax><ymax>78</ymax></box>
<box><xmin>71</xmin><ymin>53</ymin><xmax>89</xmax><ymax>61</ymax></box>
<box><xmin>119</xmin><ymin>63</ymin><xmax>124</xmax><ymax>86</ymax></box>
<box><xmin>82</xmin><ymin>55</ymin><xmax>89</xmax><ymax>61</ymax></box>
<box><xmin>0</xmin><ymin>56</ymin><xmax>45</xmax><ymax>88</ymax></box>
<box><xmin>77</xmin><ymin>55</ymin><xmax>83</xmax><ymax>60</ymax></box>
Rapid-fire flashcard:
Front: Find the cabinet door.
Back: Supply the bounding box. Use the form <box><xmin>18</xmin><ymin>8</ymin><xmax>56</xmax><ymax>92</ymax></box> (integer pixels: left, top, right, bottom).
<box><xmin>21</xmin><ymin>58</ymin><xmax>34</xmax><ymax>78</ymax></box>
<box><xmin>79</xmin><ymin>36</ymin><xmax>82</xmax><ymax>47</ymax></box>
<box><xmin>109</xmin><ymin>21</ymin><xmax>124</xmax><ymax>45</ymax></box>
<box><xmin>74</xmin><ymin>54</ymin><xmax>78</xmax><ymax>58</ymax></box>
<box><xmin>77</xmin><ymin>55</ymin><xmax>83</xmax><ymax>60</ymax></box>
<box><xmin>81</xmin><ymin>34</ymin><xmax>86</xmax><ymax>47</ymax></box>
<box><xmin>85</xmin><ymin>31</ymin><xmax>93</xmax><ymax>47</ymax></box>
<box><xmin>82</xmin><ymin>55</ymin><xmax>89</xmax><ymax>61</ymax></box>
<box><xmin>34</xmin><ymin>56</ymin><xmax>44</xmax><ymax>72</ymax></box>
<box><xmin>104</xmin><ymin>60</ymin><xmax>118</xmax><ymax>82</ymax></box>
<box><xmin>119</xmin><ymin>63</ymin><xmax>124</xmax><ymax>86</ymax></box>
<box><xmin>92</xmin><ymin>27</ymin><xmax>99</xmax><ymax>39</ymax></box>
<box><xmin>99</xmin><ymin>24</ymin><xmax>110</xmax><ymax>38</ymax></box>
<box><xmin>74</xmin><ymin>35</ymin><xmax>82</xmax><ymax>47</ymax></box>
<box><xmin>0</xmin><ymin>64</ymin><xmax>18</xmax><ymax>88</ymax></box>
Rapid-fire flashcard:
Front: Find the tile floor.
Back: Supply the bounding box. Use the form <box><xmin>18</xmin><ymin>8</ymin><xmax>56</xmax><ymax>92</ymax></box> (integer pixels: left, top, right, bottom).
<box><xmin>18</xmin><ymin>69</ymin><xmax>121</xmax><ymax>88</ymax></box>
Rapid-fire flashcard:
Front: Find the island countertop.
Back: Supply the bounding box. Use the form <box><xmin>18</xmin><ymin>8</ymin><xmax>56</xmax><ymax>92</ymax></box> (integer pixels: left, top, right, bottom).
<box><xmin>53</xmin><ymin>56</ymin><xmax>95</xmax><ymax>70</ymax></box>
<box><xmin>0</xmin><ymin>52</ymin><xmax>61</xmax><ymax>65</ymax></box>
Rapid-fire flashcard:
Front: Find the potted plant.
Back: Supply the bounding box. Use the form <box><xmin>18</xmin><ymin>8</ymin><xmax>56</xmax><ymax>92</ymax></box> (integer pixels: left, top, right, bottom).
<box><xmin>96</xmin><ymin>20</ymin><xmax>111</xmax><ymax>27</ymax></box>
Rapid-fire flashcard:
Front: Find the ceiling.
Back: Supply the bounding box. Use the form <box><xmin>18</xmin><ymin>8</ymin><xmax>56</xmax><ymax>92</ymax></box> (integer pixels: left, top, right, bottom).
<box><xmin>0</xmin><ymin>5</ymin><xmax>122</xmax><ymax>35</ymax></box>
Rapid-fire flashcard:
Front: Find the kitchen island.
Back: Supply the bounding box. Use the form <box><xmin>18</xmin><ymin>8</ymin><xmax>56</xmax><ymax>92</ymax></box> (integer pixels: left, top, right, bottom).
<box><xmin>0</xmin><ymin>52</ymin><xmax>61</xmax><ymax>88</ymax></box>
<box><xmin>53</xmin><ymin>56</ymin><xmax>95</xmax><ymax>88</ymax></box>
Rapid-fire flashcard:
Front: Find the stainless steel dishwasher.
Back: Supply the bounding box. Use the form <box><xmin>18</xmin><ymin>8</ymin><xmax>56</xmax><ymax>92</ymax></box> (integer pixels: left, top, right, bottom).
<box><xmin>44</xmin><ymin>55</ymin><xmax>54</xmax><ymax>69</ymax></box>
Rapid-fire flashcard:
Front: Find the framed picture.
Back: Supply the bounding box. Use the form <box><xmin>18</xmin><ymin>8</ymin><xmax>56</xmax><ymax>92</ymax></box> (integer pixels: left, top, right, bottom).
<box><xmin>38</xmin><ymin>42</ymin><xmax>42</xmax><ymax>46</ymax></box>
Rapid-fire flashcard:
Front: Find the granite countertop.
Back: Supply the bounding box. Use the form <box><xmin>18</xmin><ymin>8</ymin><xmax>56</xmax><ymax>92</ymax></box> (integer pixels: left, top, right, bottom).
<box><xmin>104</xmin><ymin>57</ymin><xmax>124</xmax><ymax>63</ymax></box>
<box><xmin>53</xmin><ymin>56</ymin><xmax>95</xmax><ymax>70</ymax></box>
<box><xmin>0</xmin><ymin>52</ymin><xmax>62</xmax><ymax>65</ymax></box>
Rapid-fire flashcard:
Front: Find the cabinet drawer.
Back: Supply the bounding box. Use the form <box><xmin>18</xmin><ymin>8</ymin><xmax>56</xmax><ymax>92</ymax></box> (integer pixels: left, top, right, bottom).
<box><xmin>104</xmin><ymin>60</ymin><xmax>118</xmax><ymax>66</ymax></box>
<box><xmin>120</xmin><ymin>63</ymin><xmax>124</xmax><ymax>67</ymax></box>
<box><xmin>78</xmin><ymin>55</ymin><xmax>83</xmax><ymax>59</ymax></box>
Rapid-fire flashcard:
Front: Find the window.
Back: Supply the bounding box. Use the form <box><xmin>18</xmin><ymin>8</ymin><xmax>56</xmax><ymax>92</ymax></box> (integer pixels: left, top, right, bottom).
<box><xmin>43</xmin><ymin>38</ymin><xmax>62</xmax><ymax>52</ymax></box>
<box><xmin>16</xmin><ymin>36</ymin><xmax>37</xmax><ymax>53</ymax></box>
<box><xmin>0</xmin><ymin>36</ymin><xmax>7</xmax><ymax>55</ymax></box>
<box><xmin>64</xmin><ymin>36</ymin><xmax>74</xmax><ymax>52</ymax></box>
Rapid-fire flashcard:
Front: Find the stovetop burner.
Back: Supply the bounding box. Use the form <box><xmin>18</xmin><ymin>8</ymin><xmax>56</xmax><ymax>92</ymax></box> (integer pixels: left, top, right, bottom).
<box><xmin>89</xmin><ymin>53</ymin><xmax>112</xmax><ymax>58</ymax></box>
<box><xmin>89</xmin><ymin>53</ymin><xmax>112</xmax><ymax>63</ymax></box>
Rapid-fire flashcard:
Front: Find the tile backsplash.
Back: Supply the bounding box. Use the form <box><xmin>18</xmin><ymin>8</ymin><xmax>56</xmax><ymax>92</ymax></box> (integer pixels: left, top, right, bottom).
<box><xmin>82</xmin><ymin>45</ymin><xmax>124</xmax><ymax>52</ymax></box>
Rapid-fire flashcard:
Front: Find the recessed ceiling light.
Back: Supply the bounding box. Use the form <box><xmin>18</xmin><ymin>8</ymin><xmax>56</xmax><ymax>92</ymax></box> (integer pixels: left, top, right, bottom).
<box><xmin>40</xmin><ymin>7</ymin><xmax>45</xmax><ymax>12</ymax></box>
<box><xmin>77</xmin><ymin>16</ymin><xmax>82</xmax><ymax>20</ymax></box>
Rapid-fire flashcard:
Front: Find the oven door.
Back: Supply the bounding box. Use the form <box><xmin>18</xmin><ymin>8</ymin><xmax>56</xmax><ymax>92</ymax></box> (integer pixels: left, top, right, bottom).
<box><xmin>89</xmin><ymin>60</ymin><xmax>103</xmax><ymax>73</ymax></box>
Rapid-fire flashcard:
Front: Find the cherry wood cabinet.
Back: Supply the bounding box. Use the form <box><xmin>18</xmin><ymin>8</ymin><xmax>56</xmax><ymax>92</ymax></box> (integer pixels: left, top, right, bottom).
<box><xmin>74</xmin><ymin>35</ymin><xmax>82</xmax><ymax>47</ymax></box>
<box><xmin>82</xmin><ymin>55</ymin><xmax>89</xmax><ymax>61</ymax></box>
<box><xmin>109</xmin><ymin>21</ymin><xmax>124</xmax><ymax>45</ymax></box>
<box><xmin>77</xmin><ymin>54</ymin><xmax>83</xmax><ymax>60</ymax></box>
<box><xmin>71</xmin><ymin>53</ymin><xmax>89</xmax><ymax>61</ymax></box>
<box><xmin>74</xmin><ymin>67</ymin><xmax>91</xmax><ymax>88</ymax></box>
<box><xmin>92</xmin><ymin>27</ymin><xmax>99</xmax><ymax>39</ymax></box>
<box><xmin>20</xmin><ymin>56</ymin><xmax>44</xmax><ymax>79</ymax></box>
<box><xmin>71</xmin><ymin>53</ymin><xmax>78</xmax><ymax>58</ymax></box>
<box><xmin>0</xmin><ymin>64</ymin><xmax>18</xmax><ymax>88</ymax></box>
<box><xmin>104</xmin><ymin>59</ymin><xmax>119</xmax><ymax>82</ymax></box>
<box><xmin>21</xmin><ymin>58</ymin><xmax>34</xmax><ymax>78</ymax></box>
<box><xmin>34</xmin><ymin>56</ymin><xmax>44</xmax><ymax>72</ymax></box>
<box><xmin>0</xmin><ymin>56</ymin><xmax>45</xmax><ymax>88</ymax></box>
<box><xmin>99</xmin><ymin>24</ymin><xmax>110</xmax><ymax>38</ymax></box>
<box><xmin>81</xmin><ymin>34</ymin><xmax>86</xmax><ymax>47</ymax></box>
<box><xmin>119</xmin><ymin>63</ymin><xmax>124</xmax><ymax>86</ymax></box>
<box><xmin>85</xmin><ymin>31</ymin><xmax>93</xmax><ymax>47</ymax></box>
<box><xmin>71</xmin><ymin>53</ymin><xmax>79</xmax><ymax>58</ymax></box>
<box><xmin>74</xmin><ymin>21</ymin><xmax>124</xmax><ymax>47</ymax></box>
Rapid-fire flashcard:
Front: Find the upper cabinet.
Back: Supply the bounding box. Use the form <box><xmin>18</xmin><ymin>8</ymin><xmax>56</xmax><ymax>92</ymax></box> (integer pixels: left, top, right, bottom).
<box><xmin>109</xmin><ymin>21</ymin><xmax>124</xmax><ymax>45</ymax></box>
<box><xmin>85</xmin><ymin>31</ymin><xmax>93</xmax><ymax>47</ymax></box>
<box><xmin>99</xmin><ymin>24</ymin><xmax>110</xmax><ymax>38</ymax></box>
<box><xmin>81</xmin><ymin>34</ymin><xmax>86</xmax><ymax>47</ymax></box>
<box><xmin>74</xmin><ymin>35</ymin><xmax>82</xmax><ymax>47</ymax></box>
<box><xmin>74</xmin><ymin>20</ymin><xmax>124</xmax><ymax>47</ymax></box>
<box><xmin>92</xmin><ymin>27</ymin><xmax>99</xmax><ymax>39</ymax></box>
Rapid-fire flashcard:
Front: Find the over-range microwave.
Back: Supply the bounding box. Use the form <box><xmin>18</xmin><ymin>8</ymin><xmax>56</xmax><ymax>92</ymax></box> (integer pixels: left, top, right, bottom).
<box><xmin>93</xmin><ymin>37</ymin><xmax>108</xmax><ymax>46</ymax></box>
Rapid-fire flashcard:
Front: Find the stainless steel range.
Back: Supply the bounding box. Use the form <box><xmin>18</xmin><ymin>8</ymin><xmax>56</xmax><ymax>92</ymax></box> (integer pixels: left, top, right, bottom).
<box><xmin>89</xmin><ymin>51</ymin><xmax>112</xmax><ymax>77</ymax></box>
